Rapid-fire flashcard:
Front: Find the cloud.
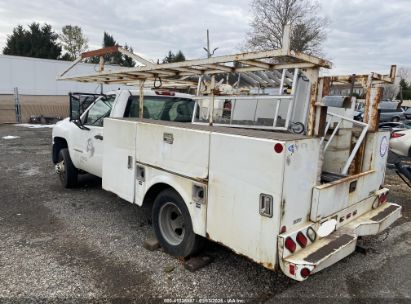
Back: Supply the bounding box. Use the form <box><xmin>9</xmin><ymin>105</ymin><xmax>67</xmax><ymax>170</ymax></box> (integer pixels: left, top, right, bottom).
<box><xmin>320</xmin><ymin>0</ymin><xmax>411</xmax><ymax>74</ymax></box>
<box><xmin>0</xmin><ymin>0</ymin><xmax>409</xmax><ymax>75</ymax></box>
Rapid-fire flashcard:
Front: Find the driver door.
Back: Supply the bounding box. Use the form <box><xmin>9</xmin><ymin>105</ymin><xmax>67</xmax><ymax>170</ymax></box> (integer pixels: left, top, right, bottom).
<box><xmin>71</xmin><ymin>95</ymin><xmax>115</xmax><ymax>177</ymax></box>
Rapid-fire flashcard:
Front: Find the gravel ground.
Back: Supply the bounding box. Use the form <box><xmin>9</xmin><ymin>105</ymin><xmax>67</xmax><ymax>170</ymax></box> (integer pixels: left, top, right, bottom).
<box><xmin>0</xmin><ymin>124</ymin><xmax>410</xmax><ymax>303</ymax></box>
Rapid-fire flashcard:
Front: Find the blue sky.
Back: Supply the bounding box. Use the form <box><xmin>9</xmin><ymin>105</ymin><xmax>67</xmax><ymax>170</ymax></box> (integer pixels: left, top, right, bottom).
<box><xmin>0</xmin><ymin>0</ymin><xmax>409</xmax><ymax>75</ymax></box>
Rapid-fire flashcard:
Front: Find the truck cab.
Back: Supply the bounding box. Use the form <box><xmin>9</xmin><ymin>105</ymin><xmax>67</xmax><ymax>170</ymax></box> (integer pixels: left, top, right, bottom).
<box><xmin>52</xmin><ymin>89</ymin><xmax>195</xmax><ymax>186</ymax></box>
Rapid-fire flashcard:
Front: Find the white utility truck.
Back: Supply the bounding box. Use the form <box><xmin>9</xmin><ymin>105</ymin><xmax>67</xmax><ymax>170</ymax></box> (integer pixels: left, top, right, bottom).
<box><xmin>52</xmin><ymin>29</ymin><xmax>401</xmax><ymax>281</ymax></box>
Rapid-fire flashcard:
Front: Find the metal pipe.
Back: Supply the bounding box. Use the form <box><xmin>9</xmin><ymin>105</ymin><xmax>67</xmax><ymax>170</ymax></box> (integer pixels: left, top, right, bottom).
<box><xmin>327</xmin><ymin>112</ymin><xmax>368</xmax><ymax>127</ymax></box>
<box><xmin>190</xmin><ymin>95</ymin><xmax>293</xmax><ymax>100</ymax></box>
<box><xmin>230</xmin><ymin>99</ymin><xmax>235</xmax><ymax>125</ymax></box>
<box><xmin>253</xmin><ymin>99</ymin><xmax>259</xmax><ymax>123</ymax></box>
<box><xmin>324</xmin><ymin>119</ymin><xmax>342</xmax><ymax>151</ymax></box>
<box><xmin>209</xmin><ymin>75</ymin><xmax>215</xmax><ymax>125</ymax></box>
<box><xmin>320</xmin><ymin>120</ymin><xmax>332</xmax><ymax>146</ymax></box>
<box><xmin>279</xmin><ymin>69</ymin><xmax>286</xmax><ymax>95</ymax></box>
<box><xmin>13</xmin><ymin>87</ymin><xmax>21</xmax><ymax>123</ymax></box>
<box><xmin>139</xmin><ymin>81</ymin><xmax>145</xmax><ymax>118</ymax></box>
<box><xmin>342</xmin><ymin>124</ymin><xmax>369</xmax><ymax>175</ymax></box>
<box><xmin>196</xmin><ymin>76</ymin><xmax>202</xmax><ymax>96</ymax></box>
<box><xmin>273</xmin><ymin>99</ymin><xmax>281</xmax><ymax>127</ymax></box>
<box><xmin>291</xmin><ymin>68</ymin><xmax>299</xmax><ymax>95</ymax></box>
<box><xmin>285</xmin><ymin>68</ymin><xmax>299</xmax><ymax>128</ymax></box>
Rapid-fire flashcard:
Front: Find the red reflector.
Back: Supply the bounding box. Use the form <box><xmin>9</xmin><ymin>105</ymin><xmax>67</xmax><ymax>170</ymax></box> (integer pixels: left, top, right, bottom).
<box><xmin>379</xmin><ymin>193</ymin><xmax>387</xmax><ymax>204</ymax></box>
<box><xmin>300</xmin><ymin>267</ymin><xmax>310</xmax><ymax>278</ymax></box>
<box><xmin>285</xmin><ymin>237</ymin><xmax>296</xmax><ymax>253</ymax></box>
<box><xmin>289</xmin><ymin>264</ymin><xmax>295</xmax><ymax>275</ymax></box>
<box><xmin>274</xmin><ymin>143</ymin><xmax>283</xmax><ymax>153</ymax></box>
<box><xmin>391</xmin><ymin>132</ymin><xmax>405</xmax><ymax>138</ymax></box>
<box><xmin>280</xmin><ymin>226</ymin><xmax>287</xmax><ymax>234</ymax></box>
<box><xmin>296</xmin><ymin>232</ymin><xmax>307</xmax><ymax>248</ymax></box>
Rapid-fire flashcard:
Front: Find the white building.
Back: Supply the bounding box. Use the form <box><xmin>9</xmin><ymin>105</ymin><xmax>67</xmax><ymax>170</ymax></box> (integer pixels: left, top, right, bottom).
<box><xmin>0</xmin><ymin>54</ymin><xmax>128</xmax><ymax>95</ymax></box>
<box><xmin>0</xmin><ymin>55</ymin><xmax>130</xmax><ymax>123</ymax></box>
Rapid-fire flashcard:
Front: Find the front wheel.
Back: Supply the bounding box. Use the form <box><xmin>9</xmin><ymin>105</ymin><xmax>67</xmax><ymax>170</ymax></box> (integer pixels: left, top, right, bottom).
<box><xmin>152</xmin><ymin>189</ymin><xmax>203</xmax><ymax>257</ymax></box>
<box><xmin>56</xmin><ymin>148</ymin><xmax>78</xmax><ymax>188</ymax></box>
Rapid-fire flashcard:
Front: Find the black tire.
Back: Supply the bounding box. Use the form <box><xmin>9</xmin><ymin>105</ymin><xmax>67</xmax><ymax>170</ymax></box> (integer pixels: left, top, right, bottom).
<box><xmin>57</xmin><ymin>148</ymin><xmax>78</xmax><ymax>188</ymax></box>
<box><xmin>152</xmin><ymin>189</ymin><xmax>203</xmax><ymax>257</ymax></box>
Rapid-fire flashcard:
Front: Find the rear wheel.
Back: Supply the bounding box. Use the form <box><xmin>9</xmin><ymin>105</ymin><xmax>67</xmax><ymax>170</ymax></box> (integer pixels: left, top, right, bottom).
<box><xmin>152</xmin><ymin>189</ymin><xmax>203</xmax><ymax>257</ymax></box>
<box><xmin>56</xmin><ymin>148</ymin><xmax>78</xmax><ymax>188</ymax></box>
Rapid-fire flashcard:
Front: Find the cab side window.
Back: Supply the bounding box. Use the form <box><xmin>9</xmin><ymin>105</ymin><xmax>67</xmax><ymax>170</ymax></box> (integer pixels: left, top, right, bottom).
<box><xmin>124</xmin><ymin>95</ymin><xmax>194</xmax><ymax>122</ymax></box>
<box><xmin>124</xmin><ymin>96</ymin><xmax>140</xmax><ymax>117</ymax></box>
<box><xmin>124</xmin><ymin>96</ymin><xmax>165</xmax><ymax>119</ymax></box>
<box><xmin>168</xmin><ymin>100</ymin><xmax>194</xmax><ymax>122</ymax></box>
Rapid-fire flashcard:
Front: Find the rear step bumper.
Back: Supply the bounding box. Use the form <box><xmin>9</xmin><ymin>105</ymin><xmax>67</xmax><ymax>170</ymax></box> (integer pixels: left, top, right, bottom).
<box><xmin>279</xmin><ymin>203</ymin><xmax>401</xmax><ymax>281</ymax></box>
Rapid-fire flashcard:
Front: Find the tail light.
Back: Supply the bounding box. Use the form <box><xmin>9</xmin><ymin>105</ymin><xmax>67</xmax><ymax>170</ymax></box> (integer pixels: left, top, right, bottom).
<box><xmin>274</xmin><ymin>143</ymin><xmax>283</xmax><ymax>154</ymax></box>
<box><xmin>391</xmin><ymin>132</ymin><xmax>405</xmax><ymax>138</ymax></box>
<box><xmin>374</xmin><ymin>190</ymin><xmax>389</xmax><ymax>208</ymax></box>
<box><xmin>379</xmin><ymin>193</ymin><xmax>388</xmax><ymax>204</ymax></box>
<box><xmin>296</xmin><ymin>232</ymin><xmax>308</xmax><ymax>248</ymax></box>
<box><xmin>300</xmin><ymin>267</ymin><xmax>311</xmax><ymax>278</ymax></box>
<box><xmin>289</xmin><ymin>264</ymin><xmax>295</xmax><ymax>275</ymax></box>
<box><xmin>285</xmin><ymin>237</ymin><xmax>296</xmax><ymax>253</ymax></box>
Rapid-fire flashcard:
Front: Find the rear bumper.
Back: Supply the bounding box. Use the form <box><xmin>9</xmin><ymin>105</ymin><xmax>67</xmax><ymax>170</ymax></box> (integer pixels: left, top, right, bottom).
<box><xmin>279</xmin><ymin>202</ymin><xmax>401</xmax><ymax>281</ymax></box>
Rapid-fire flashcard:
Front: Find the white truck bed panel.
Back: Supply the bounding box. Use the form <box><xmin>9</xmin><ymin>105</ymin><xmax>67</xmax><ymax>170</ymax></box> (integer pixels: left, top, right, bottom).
<box><xmin>136</xmin><ymin>122</ymin><xmax>210</xmax><ymax>180</ymax></box>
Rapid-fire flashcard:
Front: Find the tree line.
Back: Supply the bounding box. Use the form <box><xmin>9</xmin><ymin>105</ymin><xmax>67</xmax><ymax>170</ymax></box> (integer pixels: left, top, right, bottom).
<box><xmin>2</xmin><ymin>23</ymin><xmax>186</xmax><ymax>67</ymax></box>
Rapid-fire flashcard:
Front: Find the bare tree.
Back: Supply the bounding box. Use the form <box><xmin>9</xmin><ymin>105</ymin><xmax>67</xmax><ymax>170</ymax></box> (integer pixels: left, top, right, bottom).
<box><xmin>246</xmin><ymin>0</ymin><xmax>327</xmax><ymax>56</ymax></box>
<box><xmin>398</xmin><ymin>67</ymin><xmax>411</xmax><ymax>81</ymax></box>
<box><xmin>60</xmin><ymin>25</ymin><xmax>88</xmax><ymax>60</ymax></box>
<box><xmin>382</xmin><ymin>67</ymin><xmax>411</xmax><ymax>100</ymax></box>
<box><xmin>382</xmin><ymin>84</ymin><xmax>399</xmax><ymax>100</ymax></box>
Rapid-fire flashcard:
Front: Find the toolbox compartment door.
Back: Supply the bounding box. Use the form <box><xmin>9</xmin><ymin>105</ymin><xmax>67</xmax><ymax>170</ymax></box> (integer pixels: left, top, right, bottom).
<box><xmin>102</xmin><ymin>118</ymin><xmax>137</xmax><ymax>203</ymax></box>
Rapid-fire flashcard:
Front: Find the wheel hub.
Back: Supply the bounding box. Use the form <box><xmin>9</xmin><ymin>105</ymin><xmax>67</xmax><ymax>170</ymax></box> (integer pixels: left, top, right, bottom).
<box><xmin>55</xmin><ymin>160</ymin><xmax>65</xmax><ymax>175</ymax></box>
<box><xmin>159</xmin><ymin>202</ymin><xmax>185</xmax><ymax>246</ymax></box>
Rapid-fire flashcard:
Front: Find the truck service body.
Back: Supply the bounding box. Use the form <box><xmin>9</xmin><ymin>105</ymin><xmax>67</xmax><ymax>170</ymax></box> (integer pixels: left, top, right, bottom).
<box><xmin>52</xmin><ymin>28</ymin><xmax>401</xmax><ymax>281</ymax></box>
